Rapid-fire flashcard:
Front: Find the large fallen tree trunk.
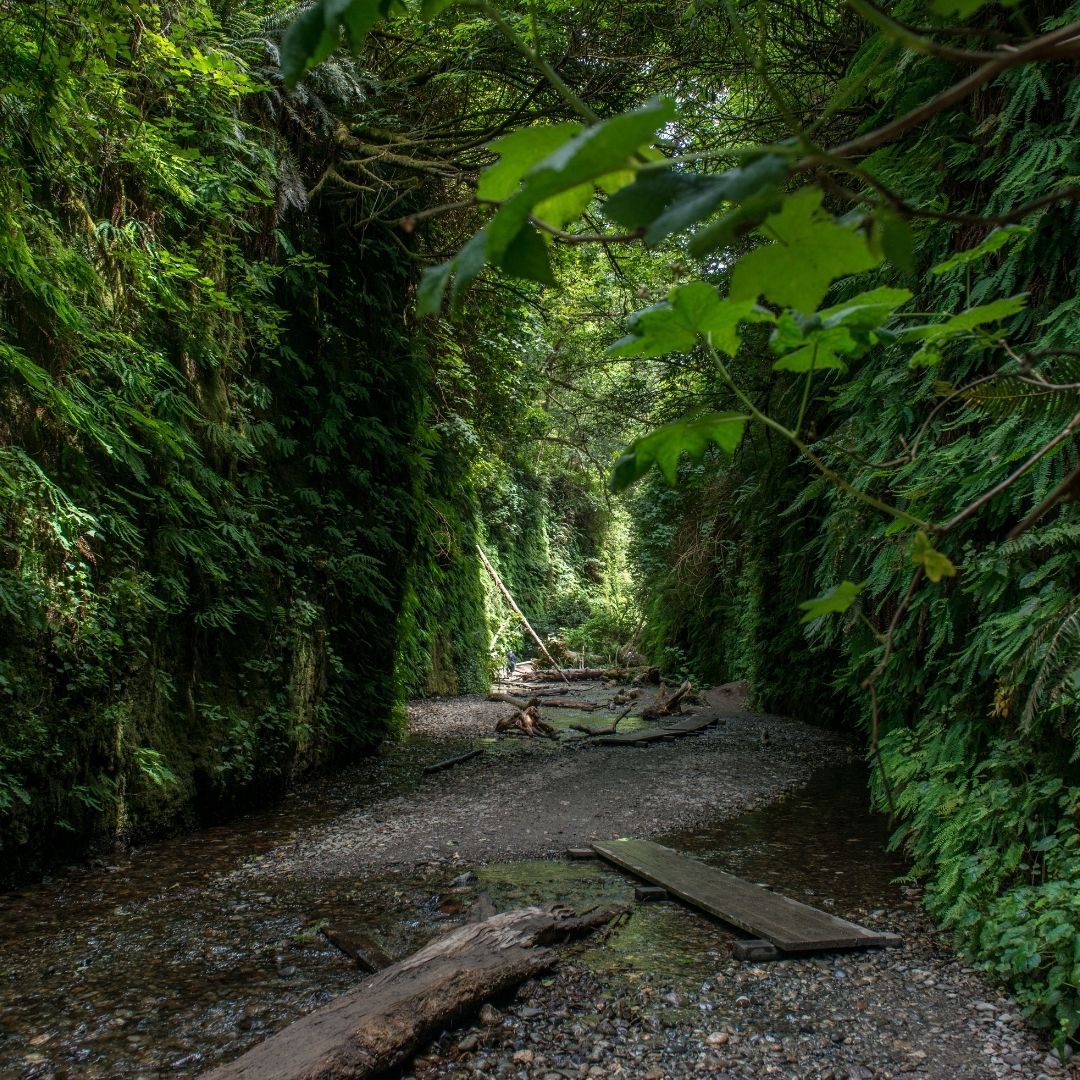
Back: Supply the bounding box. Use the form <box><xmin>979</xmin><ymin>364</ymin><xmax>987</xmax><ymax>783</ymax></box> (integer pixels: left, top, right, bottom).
<box><xmin>518</xmin><ymin>666</ymin><xmax>659</xmax><ymax>683</ymax></box>
<box><xmin>202</xmin><ymin>905</ymin><xmax>621</xmax><ymax>1080</ymax></box>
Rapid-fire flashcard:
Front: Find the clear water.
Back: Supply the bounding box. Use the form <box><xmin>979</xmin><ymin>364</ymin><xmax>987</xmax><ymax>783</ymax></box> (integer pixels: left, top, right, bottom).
<box><xmin>0</xmin><ymin>750</ymin><xmax>901</xmax><ymax>1078</ymax></box>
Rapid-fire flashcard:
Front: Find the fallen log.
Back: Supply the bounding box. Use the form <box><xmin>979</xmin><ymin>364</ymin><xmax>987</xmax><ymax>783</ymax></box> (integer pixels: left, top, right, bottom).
<box><xmin>519</xmin><ymin>665</ymin><xmax>660</xmax><ymax>684</ymax></box>
<box><xmin>641</xmin><ymin>679</ymin><xmax>692</xmax><ymax>721</ymax></box>
<box><xmin>422</xmin><ymin>748</ymin><xmax>483</xmax><ymax>774</ymax></box>
<box><xmin>476</xmin><ymin>545</ymin><xmax>570</xmax><ymax>685</ymax></box>
<box><xmin>569</xmin><ymin>703</ymin><xmax>634</xmax><ymax>737</ymax></box>
<box><xmin>202</xmin><ymin>904</ymin><xmax>621</xmax><ymax>1080</ymax></box>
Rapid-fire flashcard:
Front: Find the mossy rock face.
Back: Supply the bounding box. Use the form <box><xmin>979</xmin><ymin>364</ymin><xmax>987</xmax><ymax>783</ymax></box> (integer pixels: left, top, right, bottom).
<box><xmin>0</xmin><ymin>82</ymin><xmax>423</xmax><ymax>875</ymax></box>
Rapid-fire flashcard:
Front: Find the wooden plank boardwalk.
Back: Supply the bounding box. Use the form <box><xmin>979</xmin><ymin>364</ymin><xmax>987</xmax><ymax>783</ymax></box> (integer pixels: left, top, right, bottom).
<box><xmin>595</xmin><ymin>713</ymin><xmax>717</xmax><ymax>745</ymax></box>
<box><xmin>592</xmin><ymin>838</ymin><xmax>900</xmax><ymax>953</ymax></box>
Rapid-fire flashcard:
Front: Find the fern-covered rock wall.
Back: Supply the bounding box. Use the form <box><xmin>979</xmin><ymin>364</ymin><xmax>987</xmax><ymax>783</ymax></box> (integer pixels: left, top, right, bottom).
<box><xmin>0</xmin><ymin>0</ymin><xmax>432</xmax><ymax>877</ymax></box>
<box><xmin>0</xmin><ymin>0</ymin><xmax>627</xmax><ymax>878</ymax></box>
<box><xmin>634</xmin><ymin>0</ymin><xmax>1080</xmax><ymax>1040</ymax></box>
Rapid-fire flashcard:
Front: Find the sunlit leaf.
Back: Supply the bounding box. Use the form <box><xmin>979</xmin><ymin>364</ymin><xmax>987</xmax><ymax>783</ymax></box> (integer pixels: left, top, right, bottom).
<box><xmin>798</xmin><ymin>580</ymin><xmax>865</xmax><ymax>623</ymax></box>
<box><xmin>477</xmin><ymin>124</ymin><xmax>583</xmax><ymax>201</ymax></box>
<box><xmin>772</xmin><ymin>331</ymin><xmax>853</xmax><ymax>372</ymax></box>
<box><xmin>609</xmin><ymin>412</ymin><xmax>747</xmax><ymax>492</ymax></box>
<box><xmin>729</xmin><ymin>188</ymin><xmax>880</xmax><ymax>314</ymax></box>
<box><xmin>911</xmin><ymin>530</ymin><xmax>957</xmax><ymax>582</ymax></box>
<box><xmin>533</xmin><ymin>182</ymin><xmax>595</xmax><ymax>229</ymax></box>
<box><xmin>769</xmin><ymin>288</ymin><xmax>910</xmax><ymax>373</ymax></box>
<box><xmin>440</xmin><ymin>98</ymin><xmax>676</xmax><ymax>305</ymax></box>
<box><xmin>608</xmin><ymin>283</ymin><xmax>765</xmax><ymax>358</ymax></box>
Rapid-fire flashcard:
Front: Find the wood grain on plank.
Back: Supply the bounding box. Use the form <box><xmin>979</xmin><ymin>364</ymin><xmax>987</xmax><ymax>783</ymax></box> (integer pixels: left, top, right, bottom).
<box><xmin>596</xmin><ymin>713</ymin><xmax>717</xmax><ymax>745</ymax></box>
<box><xmin>591</xmin><ymin>838</ymin><xmax>900</xmax><ymax>952</ymax></box>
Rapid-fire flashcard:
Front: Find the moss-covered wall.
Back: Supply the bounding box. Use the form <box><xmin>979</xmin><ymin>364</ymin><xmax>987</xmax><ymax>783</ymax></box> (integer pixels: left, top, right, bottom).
<box><xmin>0</xmin><ymin>1</ymin><xmax>426</xmax><ymax>879</ymax></box>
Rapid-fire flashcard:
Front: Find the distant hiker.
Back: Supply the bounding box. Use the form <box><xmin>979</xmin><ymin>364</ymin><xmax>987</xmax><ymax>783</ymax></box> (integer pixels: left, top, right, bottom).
<box><xmin>506</xmin><ymin>650</ymin><xmax>518</xmax><ymax>677</ymax></box>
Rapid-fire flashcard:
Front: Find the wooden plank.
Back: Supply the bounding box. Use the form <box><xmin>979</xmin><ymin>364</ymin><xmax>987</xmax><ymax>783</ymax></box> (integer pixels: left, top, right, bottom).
<box><xmin>591</xmin><ymin>838</ymin><xmax>900</xmax><ymax>953</ymax></box>
<box><xmin>596</xmin><ymin>713</ymin><xmax>716</xmax><ymax>745</ymax></box>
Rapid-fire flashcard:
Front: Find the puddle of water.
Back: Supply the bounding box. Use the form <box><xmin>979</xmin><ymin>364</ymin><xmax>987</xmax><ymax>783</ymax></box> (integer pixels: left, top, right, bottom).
<box><xmin>0</xmin><ymin>759</ymin><xmax>900</xmax><ymax>1078</ymax></box>
<box><xmin>660</xmin><ymin>763</ymin><xmax>908</xmax><ymax>910</ymax></box>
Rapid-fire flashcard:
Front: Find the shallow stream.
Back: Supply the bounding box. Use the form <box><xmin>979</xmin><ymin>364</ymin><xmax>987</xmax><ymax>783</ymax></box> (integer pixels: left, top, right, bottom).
<box><xmin>0</xmin><ymin>727</ymin><xmax>903</xmax><ymax>1078</ymax></box>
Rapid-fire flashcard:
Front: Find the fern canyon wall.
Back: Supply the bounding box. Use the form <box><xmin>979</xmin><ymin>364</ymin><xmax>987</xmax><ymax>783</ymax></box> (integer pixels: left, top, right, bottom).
<box><xmin>7</xmin><ymin>0</ymin><xmax>1080</xmax><ymax>1045</ymax></box>
<box><xmin>0</xmin><ymin>0</ymin><xmax>616</xmax><ymax>878</ymax></box>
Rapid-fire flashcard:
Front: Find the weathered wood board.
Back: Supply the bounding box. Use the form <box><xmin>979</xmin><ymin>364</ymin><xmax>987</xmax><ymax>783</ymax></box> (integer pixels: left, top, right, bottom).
<box><xmin>592</xmin><ymin>838</ymin><xmax>900</xmax><ymax>953</ymax></box>
<box><xmin>202</xmin><ymin>905</ymin><xmax>620</xmax><ymax>1080</ymax></box>
<box><xmin>595</xmin><ymin>713</ymin><xmax>718</xmax><ymax>745</ymax></box>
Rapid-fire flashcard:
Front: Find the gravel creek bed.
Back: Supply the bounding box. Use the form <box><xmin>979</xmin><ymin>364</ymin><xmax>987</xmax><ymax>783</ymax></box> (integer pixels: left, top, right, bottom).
<box><xmin>0</xmin><ymin>680</ymin><xmax>1076</xmax><ymax>1079</ymax></box>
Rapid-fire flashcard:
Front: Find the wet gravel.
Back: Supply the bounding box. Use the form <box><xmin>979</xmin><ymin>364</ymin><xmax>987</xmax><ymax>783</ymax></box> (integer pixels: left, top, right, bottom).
<box><xmin>2</xmin><ymin>681</ymin><xmax>1076</xmax><ymax>1079</ymax></box>
<box><xmin>412</xmin><ymin>915</ymin><xmax>1077</xmax><ymax>1080</ymax></box>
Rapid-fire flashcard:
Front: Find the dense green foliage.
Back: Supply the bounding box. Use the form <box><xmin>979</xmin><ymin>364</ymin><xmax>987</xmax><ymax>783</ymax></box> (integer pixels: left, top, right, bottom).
<box><xmin>0</xmin><ymin>0</ymin><xmax>425</xmax><ymax>869</ymax></box>
<box><xmin>5</xmin><ymin>0</ymin><xmax>1080</xmax><ymax>1048</ymax></box>
<box><xmin>278</xmin><ymin>0</ymin><xmax>1080</xmax><ymax>1042</ymax></box>
<box><xmin>0</xmin><ymin>0</ymin><xmax>623</xmax><ymax>873</ymax></box>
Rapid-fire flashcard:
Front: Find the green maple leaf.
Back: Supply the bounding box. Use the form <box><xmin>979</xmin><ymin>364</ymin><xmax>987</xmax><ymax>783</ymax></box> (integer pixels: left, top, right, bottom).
<box><xmin>798</xmin><ymin>580</ymin><xmax>865</xmax><ymax>623</ymax></box>
<box><xmin>610</xmin><ymin>412</ymin><xmax>748</xmax><ymax>492</ymax></box>
<box><xmin>911</xmin><ymin>531</ymin><xmax>957</xmax><ymax>582</ymax></box>
<box><xmin>729</xmin><ymin>188</ymin><xmax>880</xmax><ymax>314</ymax></box>
<box><xmin>609</xmin><ymin>282</ymin><xmax>767</xmax><ymax>359</ymax></box>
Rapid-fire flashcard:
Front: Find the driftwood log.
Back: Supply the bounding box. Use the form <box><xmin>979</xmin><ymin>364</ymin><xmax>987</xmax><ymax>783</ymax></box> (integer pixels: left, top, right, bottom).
<box><xmin>422</xmin><ymin>748</ymin><xmax>483</xmax><ymax>774</ymax></box>
<box><xmin>495</xmin><ymin>705</ymin><xmax>558</xmax><ymax>738</ymax></box>
<box><xmin>569</xmin><ymin>703</ymin><xmax>634</xmax><ymax>737</ymax></box>
<box><xmin>518</xmin><ymin>666</ymin><xmax>658</xmax><ymax>683</ymax></box>
<box><xmin>202</xmin><ymin>904</ymin><xmax>621</xmax><ymax>1080</ymax></box>
<box><xmin>641</xmin><ymin>679</ymin><xmax>692</xmax><ymax>721</ymax></box>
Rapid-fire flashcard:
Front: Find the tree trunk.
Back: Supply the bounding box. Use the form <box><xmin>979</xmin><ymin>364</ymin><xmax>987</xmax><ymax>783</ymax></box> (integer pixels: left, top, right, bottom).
<box><xmin>201</xmin><ymin>905</ymin><xmax>621</xmax><ymax>1080</ymax></box>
